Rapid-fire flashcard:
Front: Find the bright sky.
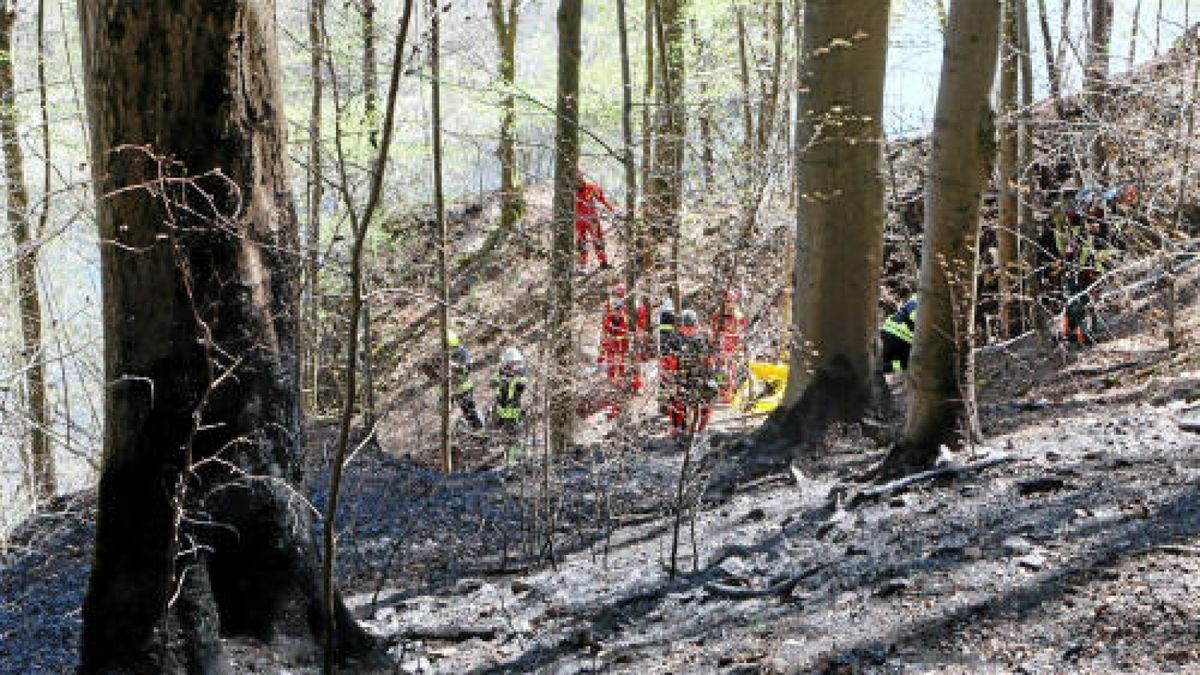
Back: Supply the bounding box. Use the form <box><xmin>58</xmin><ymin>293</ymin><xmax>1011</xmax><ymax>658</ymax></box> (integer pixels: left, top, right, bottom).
<box><xmin>884</xmin><ymin>0</ymin><xmax>1194</xmax><ymax>136</ymax></box>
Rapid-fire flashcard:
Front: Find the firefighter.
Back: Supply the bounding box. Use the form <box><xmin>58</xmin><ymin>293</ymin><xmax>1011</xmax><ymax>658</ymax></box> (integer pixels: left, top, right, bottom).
<box><xmin>448</xmin><ymin>331</ymin><xmax>483</xmax><ymax>429</ymax></box>
<box><xmin>575</xmin><ymin>168</ymin><xmax>616</xmax><ymax>271</ymax></box>
<box><xmin>711</xmin><ymin>289</ymin><xmax>746</xmax><ymax>403</ymax></box>
<box><xmin>492</xmin><ymin>347</ymin><xmax>529</xmax><ymax>461</ymax></box>
<box><xmin>880</xmin><ymin>295</ymin><xmax>917</xmax><ymax>373</ymax></box>
<box><xmin>598</xmin><ymin>284</ymin><xmax>640</xmax><ymax>419</ymax></box>
<box><xmin>666</xmin><ymin>309</ymin><xmax>717</xmax><ymax>436</ymax></box>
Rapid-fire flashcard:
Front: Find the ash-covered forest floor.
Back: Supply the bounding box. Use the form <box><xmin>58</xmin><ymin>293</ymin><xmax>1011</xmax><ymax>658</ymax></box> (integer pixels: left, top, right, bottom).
<box><xmin>1</xmin><ymin>299</ymin><xmax>1197</xmax><ymax>674</ymax></box>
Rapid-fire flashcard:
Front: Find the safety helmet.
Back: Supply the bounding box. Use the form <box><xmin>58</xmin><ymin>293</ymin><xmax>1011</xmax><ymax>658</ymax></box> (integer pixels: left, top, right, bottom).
<box><xmin>501</xmin><ymin>347</ymin><xmax>524</xmax><ymax>364</ymax></box>
<box><xmin>661</xmin><ymin>297</ymin><xmax>675</xmax><ymax>313</ymax></box>
<box><xmin>612</xmin><ymin>283</ymin><xmax>627</xmax><ymax>299</ymax></box>
<box><xmin>680</xmin><ymin>309</ymin><xmax>698</xmax><ymax>327</ymax></box>
<box><xmin>447</xmin><ymin>330</ymin><xmax>461</xmax><ymax>348</ymax></box>
<box><xmin>723</xmin><ymin>289</ymin><xmax>739</xmax><ymax>304</ymax></box>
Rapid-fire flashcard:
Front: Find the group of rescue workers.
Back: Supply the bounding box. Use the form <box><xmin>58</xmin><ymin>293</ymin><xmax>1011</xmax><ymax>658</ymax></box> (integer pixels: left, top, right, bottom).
<box><xmin>596</xmin><ymin>284</ymin><xmax>747</xmax><ymax>435</ymax></box>
<box><xmin>443</xmin><ymin>164</ymin><xmax>1141</xmax><ymax>456</ymax></box>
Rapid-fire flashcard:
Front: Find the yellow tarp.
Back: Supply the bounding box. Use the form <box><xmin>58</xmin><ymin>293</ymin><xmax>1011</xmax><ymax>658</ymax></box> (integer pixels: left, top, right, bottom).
<box><xmin>733</xmin><ymin>361</ymin><xmax>789</xmax><ymax>414</ymax></box>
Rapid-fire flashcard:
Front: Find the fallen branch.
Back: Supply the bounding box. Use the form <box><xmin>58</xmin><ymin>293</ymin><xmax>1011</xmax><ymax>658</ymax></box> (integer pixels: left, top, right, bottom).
<box><xmin>850</xmin><ymin>454</ymin><xmax>1014</xmax><ymax>507</ymax></box>
<box><xmin>704</xmin><ymin>563</ymin><xmax>827</xmax><ymax>600</ymax></box>
<box><xmin>389</xmin><ymin>625</ymin><xmax>505</xmax><ymax>642</ymax></box>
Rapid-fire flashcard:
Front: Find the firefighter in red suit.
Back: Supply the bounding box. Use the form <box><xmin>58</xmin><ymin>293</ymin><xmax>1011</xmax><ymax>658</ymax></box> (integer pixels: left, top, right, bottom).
<box><xmin>575</xmin><ymin>168</ymin><xmax>616</xmax><ymax>270</ymax></box>
<box><xmin>598</xmin><ymin>284</ymin><xmax>640</xmax><ymax>418</ymax></box>
<box><xmin>710</xmin><ymin>290</ymin><xmax>746</xmax><ymax>403</ymax></box>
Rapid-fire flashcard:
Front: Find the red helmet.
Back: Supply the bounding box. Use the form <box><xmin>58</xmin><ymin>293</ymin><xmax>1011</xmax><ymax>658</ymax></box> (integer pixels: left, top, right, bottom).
<box><xmin>611</xmin><ymin>283</ymin><xmax>627</xmax><ymax>299</ymax></box>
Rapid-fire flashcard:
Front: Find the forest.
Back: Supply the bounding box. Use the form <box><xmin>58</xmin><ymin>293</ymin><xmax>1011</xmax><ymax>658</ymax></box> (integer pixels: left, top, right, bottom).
<box><xmin>0</xmin><ymin>0</ymin><xmax>1197</xmax><ymax>672</ymax></box>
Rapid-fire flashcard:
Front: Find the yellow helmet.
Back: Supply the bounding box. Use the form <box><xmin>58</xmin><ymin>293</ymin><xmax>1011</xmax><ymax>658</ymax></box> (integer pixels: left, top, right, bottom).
<box><xmin>447</xmin><ymin>330</ymin><xmax>461</xmax><ymax>348</ymax></box>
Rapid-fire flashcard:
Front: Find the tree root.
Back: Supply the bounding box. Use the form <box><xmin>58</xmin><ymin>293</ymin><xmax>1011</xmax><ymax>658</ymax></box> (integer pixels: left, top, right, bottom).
<box><xmin>850</xmin><ymin>454</ymin><xmax>1014</xmax><ymax>507</ymax></box>
<box><xmin>704</xmin><ymin>563</ymin><xmax>827</xmax><ymax>600</ymax></box>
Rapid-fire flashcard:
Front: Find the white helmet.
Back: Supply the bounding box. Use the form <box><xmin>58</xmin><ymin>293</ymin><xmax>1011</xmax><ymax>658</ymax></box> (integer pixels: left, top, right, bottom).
<box><xmin>501</xmin><ymin>347</ymin><xmax>524</xmax><ymax>364</ymax></box>
<box><xmin>680</xmin><ymin>309</ymin><xmax>699</xmax><ymax>327</ymax></box>
<box><xmin>661</xmin><ymin>297</ymin><xmax>675</xmax><ymax>313</ymax></box>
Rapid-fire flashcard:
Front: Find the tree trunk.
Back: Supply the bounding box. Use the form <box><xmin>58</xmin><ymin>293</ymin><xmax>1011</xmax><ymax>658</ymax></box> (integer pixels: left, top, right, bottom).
<box><xmin>490</xmin><ymin>0</ymin><xmax>524</xmax><ymax>233</ymax></box>
<box><xmin>645</xmin><ymin>0</ymin><xmax>688</xmax><ymax>251</ymax></box>
<box><xmin>763</xmin><ymin>0</ymin><xmax>892</xmax><ymax>449</ymax></box>
<box><xmin>78</xmin><ymin>2</ymin><xmax>375</xmax><ymax>670</ymax></box>
<box><xmin>880</xmin><ymin>0</ymin><xmax>1001</xmax><ymax>479</ymax></box>
<box><xmin>1085</xmin><ymin>0</ymin><xmax>1113</xmax><ymax>180</ymax></box>
<box><xmin>1035</xmin><ymin>0</ymin><xmax>1063</xmax><ymax>115</ymax></box>
<box><xmin>639</xmin><ymin>0</ymin><xmax>655</xmax><ymax>253</ymax></box>
<box><xmin>618</xmin><ymin>0</ymin><xmax>642</xmax><ymax>333</ymax></box>
<box><xmin>362</xmin><ymin>0</ymin><xmax>379</xmax><ymax>144</ymax></box>
<box><xmin>0</xmin><ymin>5</ymin><xmax>53</xmax><ymax>502</ymax></box>
<box><xmin>358</xmin><ymin>0</ymin><xmax>380</xmax><ymax>424</ymax></box>
<box><xmin>997</xmin><ymin>0</ymin><xmax>1020</xmax><ymax>338</ymax></box>
<box><xmin>550</xmin><ymin>0</ymin><xmax>582</xmax><ymax>455</ymax></box>
<box><xmin>1129</xmin><ymin>0</ymin><xmax>1143</xmax><ymax>67</ymax></box>
<box><xmin>736</xmin><ymin>7</ymin><xmax>755</xmax><ymax>153</ymax></box>
<box><xmin>1018</xmin><ymin>0</ymin><xmax>1043</xmax><ymax>331</ymax></box>
<box><xmin>307</xmin><ymin>0</ymin><xmax>324</xmax><ymax>412</ymax></box>
<box><xmin>431</xmin><ymin>0</ymin><xmax>452</xmax><ymax>474</ymax></box>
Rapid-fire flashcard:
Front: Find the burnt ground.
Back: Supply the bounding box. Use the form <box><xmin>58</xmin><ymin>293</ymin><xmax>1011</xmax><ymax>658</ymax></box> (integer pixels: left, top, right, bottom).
<box><xmin>1</xmin><ymin>295</ymin><xmax>1198</xmax><ymax>674</ymax></box>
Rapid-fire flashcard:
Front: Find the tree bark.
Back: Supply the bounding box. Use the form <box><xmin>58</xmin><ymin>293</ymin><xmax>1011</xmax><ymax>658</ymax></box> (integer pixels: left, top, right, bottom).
<box><xmin>363</xmin><ymin>0</ymin><xmax>379</xmax><ymax>144</ymax></box>
<box><xmin>1035</xmin><ymin>0</ymin><xmax>1063</xmax><ymax>116</ymax></box>
<box><xmin>1018</xmin><ymin>0</ymin><xmax>1043</xmax><ymax>331</ymax></box>
<box><xmin>763</xmin><ymin>0</ymin><xmax>892</xmax><ymax>449</ymax></box>
<box><xmin>432</xmin><ymin>0</ymin><xmax>453</xmax><ymax>474</ymax></box>
<box><xmin>490</xmin><ymin>0</ymin><xmax>524</xmax><ymax>233</ymax></box>
<box><xmin>644</xmin><ymin>0</ymin><xmax>688</xmax><ymax>251</ymax></box>
<box><xmin>307</xmin><ymin>0</ymin><xmax>324</xmax><ymax>412</ymax></box>
<box><xmin>0</xmin><ymin>4</ymin><xmax>53</xmax><ymax>502</ymax></box>
<box><xmin>1085</xmin><ymin>0</ymin><xmax>1113</xmax><ymax>180</ymax></box>
<box><xmin>78</xmin><ymin>2</ymin><xmax>375</xmax><ymax>670</ymax></box>
<box><xmin>880</xmin><ymin>0</ymin><xmax>1001</xmax><ymax>479</ymax></box>
<box><xmin>550</xmin><ymin>0</ymin><xmax>582</xmax><ymax>455</ymax></box>
<box><xmin>618</xmin><ymin>0</ymin><xmax>641</xmax><ymax>333</ymax></box>
<box><xmin>997</xmin><ymin>0</ymin><xmax>1020</xmax><ymax>338</ymax></box>
<box><xmin>639</xmin><ymin>0</ymin><xmax>655</xmax><ymax>252</ymax></box>
<box><xmin>1129</xmin><ymin>0</ymin><xmax>1143</xmax><ymax>67</ymax></box>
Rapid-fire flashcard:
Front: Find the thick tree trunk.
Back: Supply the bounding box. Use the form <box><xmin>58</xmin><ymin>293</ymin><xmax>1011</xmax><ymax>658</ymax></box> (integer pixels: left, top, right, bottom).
<box><xmin>78</xmin><ymin>2</ymin><xmax>375</xmax><ymax>671</ymax></box>
<box><xmin>1085</xmin><ymin>0</ymin><xmax>1113</xmax><ymax>180</ymax></box>
<box><xmin>490</xmin><ymin>0</ymin><xmax>524</xmax><ymax>233</ymax></box>
<box><xmin>764</xmin><ymin>0</ymin><xmax>891</xmax><ymax>449</ymax></box>
<box><xmin>645</xmin><ymin>0</ymin><xmax>687</xmax><ymax>251</ymax></box>
<box><xmin>880</xmin><ymin>0</ymin><xmax>1001</xmax><ymax>479</ymax></box>
<box><xmin>1129</xmin><ymin>0</ymin><xmax>1143</xmax><ymax>67</ymax></box>
<box><xmin>997</xmin><ymin>0</ymin><xmax>1020</xmax><ymax>338</ymax></box>
<box><xmin>549</xmin><ymin>0</ymin><xmax>582</xmax><ymax>455</ymax></box>
<box><xmin>0</xmin><ymin>5</ymin><xmax>53</xmax><ymax>501</ymax></box>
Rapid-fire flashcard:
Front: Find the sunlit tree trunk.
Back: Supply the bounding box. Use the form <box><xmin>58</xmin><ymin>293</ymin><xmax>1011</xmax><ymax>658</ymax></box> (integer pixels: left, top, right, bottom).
<box><xmin>550</xmin><ymin>0</ymin><xmax>582</xmax><ymax>455</ymax></box>
<box><xmin>997</xmin><ymin>0</ymin><xmax>1020</xmax><ymax>338</ymax></box>
<box><xmin>764</xmin><ymin>0</ymin><xmax>892</xmax><ymax>448</ymax></box>
<box><xmin>1018</xmin><ymin>0</ymin><xmax>1043</xmax><ymax>331</ymax></box>
<box><xmin>1085</xmin><ymin>0</ymin><xmax>1113</xmax><ymax>180</ymax></box>
<box><xmin>880</xmin><ymin>0</ymin><xmax>1001</xmax><ymax>479</ymax></box>
<box><xmin>0</xmin><ymin>4</ymin><xmax>53</xmax><ymax>501</ymax></box>
<box><xmin>645</xmin><ymin>0</ymin><xmax>688</xmax><ymax>255</ymax></box>
<box><xmin>490</xmin><ymin>0</ymin><xmax>525</xmax><ymax>232</ymax></box>
<box><xmin>639</xmin><ymin>0</ymin><xmax>655</xmax><ymax>253</ymax></box>
<box><xmin>78</xmin><ymin>1</ymin><xmax>375</xmax><ymax>670</ymax></box>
